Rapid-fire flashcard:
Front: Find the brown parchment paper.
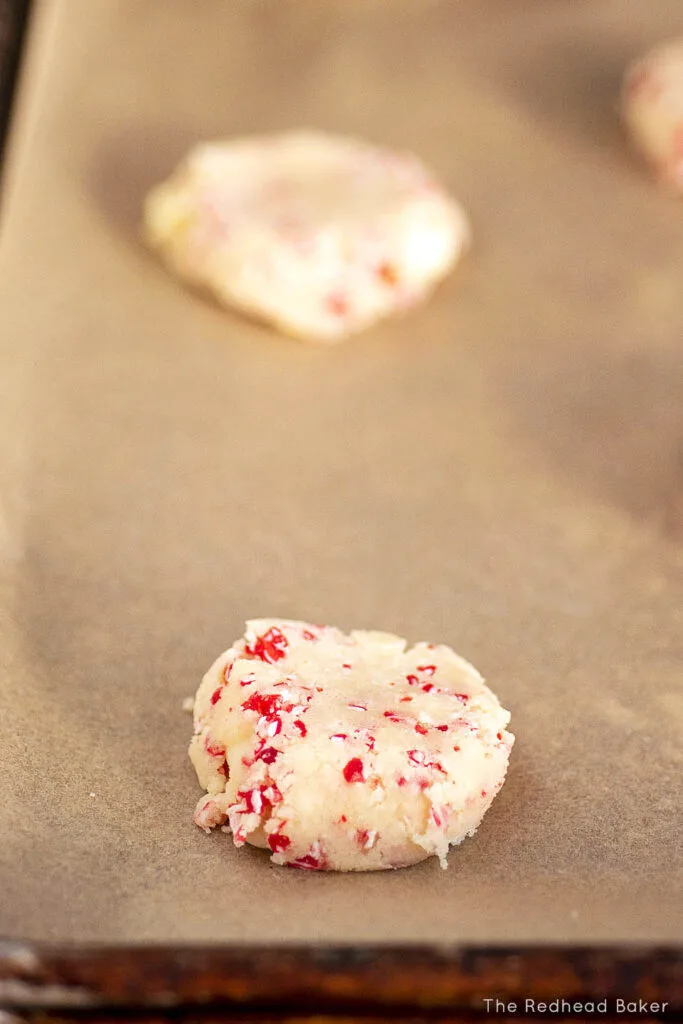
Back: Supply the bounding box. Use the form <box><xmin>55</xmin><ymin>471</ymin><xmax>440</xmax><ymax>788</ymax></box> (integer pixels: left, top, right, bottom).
<box><xmin>0</xmin><ymin>0</ymin><xmax>682</xmax><ymax>945</ymax></box>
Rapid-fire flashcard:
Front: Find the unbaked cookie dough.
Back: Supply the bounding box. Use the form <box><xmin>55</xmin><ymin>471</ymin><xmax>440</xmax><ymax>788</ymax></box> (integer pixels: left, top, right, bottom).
<box><xmin>144</xmin><ymin>131</ymin><xmax>469</xmax><ymax>341</ymax></box>
<box><xmin>622</xmin><ymin>37</ymin><xmax>683</xmax><ymax>192</ymax></box>
<box><xmin>189</xmin><ymin>619</ymin><xmax>513</xmax><ymax>871</ymax></box>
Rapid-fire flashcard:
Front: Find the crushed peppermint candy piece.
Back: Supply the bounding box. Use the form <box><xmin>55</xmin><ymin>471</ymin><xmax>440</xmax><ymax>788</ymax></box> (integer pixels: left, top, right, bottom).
<box><xmin>189</xmin><ymin>618</ymin><xmax>513</xmax><ymax>871</ymax></box>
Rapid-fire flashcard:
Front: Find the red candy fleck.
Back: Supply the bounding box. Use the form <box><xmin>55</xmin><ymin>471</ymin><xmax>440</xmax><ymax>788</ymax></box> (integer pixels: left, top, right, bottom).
<box><xmin>236</xmin><ymin>784</ymin><xmax>281</xmax><ymax>814</ymax></box>
<box><xmin>292</xmin><ymin>854</ymin><xmax>317</xmax><ymax>869</ymax></box>
<box><xmin>244</xmin><ymin>627</ymin><xmax>289</xmax><ymax>664</ymax></box>
<box><xmin>210</xmin><ymin>687</ymin><xmax>223</xmax><ymax>706</ymax></box>
<box><xmin>397</xmin><ymin>776</ymin><xmax>407</xmax><ymax>787</ymax></box>
<box><xmin>327</xmin><ymin>293</ymin><xmax>348</xmax><ymax>317</ymax></box>
<box><xmin>264</xmin><ymin>785</ymin><xmax>283</xmax><ymax>806</ymax></box>
<box><xmin>291</xmin><ymin>841</ymin><xmax>326</xmax><ymax>870</ymax></box>
<box><xmin>406</xmin><ymin>674</ymin><xmax>419</xmax><ymax>686</ymax></box>
<box><xmin>242</xmin><ymin>692</ymin><xmax>282</xmax><ymax>717</ymax></box>
<box><xmin>436</xmin><ymin>724</ymin><xmax>449</xmax><ymax>732</ymax></box>
<box><xmin>416</xmin><ymin>664</ymin><xmax>436</xmax><ymax>675</ymax></box>
<box><xmin>343</xmin><ymin>757</ymin><xmax>365</xmax><ymax>783</ymax></box>
<box><xmin>422</xmin><ymin>683</ymin><xmax>435</xmax><ymax>693</ymax></box>
<box><xmin>431</xmin><ymin>806</ymin><xmax>446</xmax><ymax>828</ymax></box>
<box><xmin>383</xmin><ymin>710</ymin><xmax>402</xmax><ymax>723</ymax></box>
<box><xmin>291</xmin><ymin>853</ymin><xmax>322</xmax><ymax>870</ymax></box>
<box><xmin>293</xmin><ymin>720</ymin><xmax>307</xmax><ymax>737</ymax></box>
<box><xmin>377</xmin><ymin>262</ymin><xmax>398</xmax><ymax>287</ymax></box>
<box><xmin>496</xmin><ymin>732</ymin><xmax>503</xmax><ymax>740</ymax></box>
<box><xmin>399</xmin><ymin>696</ymin><xmax>413</xmax><ymax>703</ymax></box>
<box><xmin>238</xmin><ymin>788</ymin><xmax>264</xmax><ymax>814</ymax></box>
<box><xmin>258</xmin><ymin>715</ymin><xmax>282</xmax><ymax>737</ymax></box>
<box><xmin>481</xmin><ymin>790</ymin><xmax>488</xmax><ymax>798</ymax></box>
<box><xmin>302</xmin><ymin>629</ymin><xmax>317</xmax><ymax>641</ymax></box>
<box><xmin>268</xmin><ymin>832</ymin><xmax>291</xmax><ymax>853</ymax></box>
<box><xmin>217</xmin><ymin>761</ymin><xmax>228</xmax><ymax>778</ymax></box>
<box><xmin>348</xmin><ymin>703</ymin><xmax>367</xmax><ymax>711</ymax></box>
<box><xmin>287</xmin><ymin>701</ymin><xmax>309</xmax><ymax>715</ymax></box>
<box><xmin>414</xmin><ymin>723</ymin><xmax>429</xmax><ymax>736</ymax></box>
<box><xmin>355</xmin><ymin>828</ymin><xmax>378</xmax><ymax>850</ymax></box>
<box><xmin>453</xmin><ymin>693</ymin><xmax>469</xmax><ymax>702</ymax></box>
<box><xmin>409</xmin><ymin>749</ymin><xmax>446</xmax><ymax>770</ymax></box>
<box><xmin>453</xmin><ymin>745</ymin><xmax>461</xmax><ymax>752</ymax></box>
<box><xmin>205</xmin><ymin>738</ymin><xmax>226</xmax><ymax>758</ymax></box>
<box><xmin>342</xmin><ymin>663</ymin><xmax>352</xmax><ymax>670</ymax></box>
<box><xmin>257</xmin><ymin>746</ymin><xmax>280</xmax><ymax>764</ymax></box>
<box><xmin>240</xmin><ymin>674</ymin><xmax>256</xmax><ymax>687</ymax></box>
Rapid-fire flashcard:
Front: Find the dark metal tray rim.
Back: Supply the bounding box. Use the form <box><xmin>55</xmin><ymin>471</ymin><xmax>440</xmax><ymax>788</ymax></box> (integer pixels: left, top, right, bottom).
<box><xmin>0</xmin><ymin>941</ymin><xmax>681</xmax><ymax>1012</ymax></box>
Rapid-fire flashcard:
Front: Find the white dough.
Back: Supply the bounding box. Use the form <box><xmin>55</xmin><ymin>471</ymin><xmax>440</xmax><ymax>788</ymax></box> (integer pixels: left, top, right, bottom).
<box><xmin>144</xmin><ymin>132</ymin><xmax>469</xmax><ymax>341</ymax></box>
<box><xmin>622</xmin><ymin>37</ymin><xmax>683</xmax><ymax>192</ymax></box>
<box><xmin>189</xmin><ymin>619</ymin><xmax>514</xmax><ymax>871</ymax></box>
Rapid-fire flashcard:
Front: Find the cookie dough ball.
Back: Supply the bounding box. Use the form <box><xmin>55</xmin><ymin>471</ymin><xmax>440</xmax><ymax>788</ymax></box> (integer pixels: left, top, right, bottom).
<box><xmin>189</xmin><ymin>619</ymin><xmax>513</xmax><ymax>871</ymax></box>
<box><xmin>144</xmin><ymin>131</ymin><xmax>469</xmax><ymax>341</ymax></box>
<box><xmin>622</xmin><ymin>37</ymin><xmax>683</xmax><ymax>192</ymax></box>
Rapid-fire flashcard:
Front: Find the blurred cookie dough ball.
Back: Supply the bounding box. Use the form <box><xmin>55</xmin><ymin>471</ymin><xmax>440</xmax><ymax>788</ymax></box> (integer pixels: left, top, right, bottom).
<box><xmin>144</xmin><ymin>131</ymin><xmax>470</xmax><ymax>341</ymax></box>
<box><xmin>622</xmin><ymin>37</ymin><xmax>683</xmax><ymax>192</ymax></box>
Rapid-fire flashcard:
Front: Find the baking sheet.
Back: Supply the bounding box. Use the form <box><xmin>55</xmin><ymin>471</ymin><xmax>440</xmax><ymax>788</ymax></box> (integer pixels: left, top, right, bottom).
<box><xmin>1</xmin><ymin>0</ymin><xmax>682</xmax><ymax>945</ymax></box>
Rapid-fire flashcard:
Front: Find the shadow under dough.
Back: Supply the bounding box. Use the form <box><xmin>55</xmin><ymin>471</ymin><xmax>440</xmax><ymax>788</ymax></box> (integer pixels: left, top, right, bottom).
<box><xmin>87</xmin><ymin>123</ymin><xmax>297</xmax><ymax>332</ymax></box>
<box><xmin>88</xmin><ymin>122</ymin><xmax>202</xmax><ymax>240</ymax></box>
<box><xmin>491</xmin><ymin>35</ymin><xmax>631</xmax><ymax>163</ymax></box>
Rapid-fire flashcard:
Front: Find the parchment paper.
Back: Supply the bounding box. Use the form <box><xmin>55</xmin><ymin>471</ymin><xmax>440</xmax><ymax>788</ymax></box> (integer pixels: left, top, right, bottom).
<box><xmin>1</xmin><ymin>0</ymin><xmax>682</xmax><ymax>945</ymax></box>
